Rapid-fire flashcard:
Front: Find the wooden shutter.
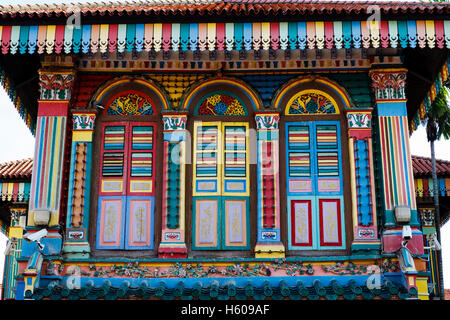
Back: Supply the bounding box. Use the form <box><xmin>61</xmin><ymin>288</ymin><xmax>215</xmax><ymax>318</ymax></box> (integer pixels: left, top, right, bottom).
<box><xmin>286</xmin><ymin>121</ymin><xmax>345</xmax><ymax>250</ymax></box>
<box><xmin>97</xmin><ymin>122</ymin><xmax>156</xmax><ymax>250</ymax></box>
<box><xmin>97</xmin><ymin>122</ymin><xmax>128</xmax><ymax>249</ymax></box>
<box><xmin>192</xmin><ymin>121</ymin><xmax>250</xmax><ymax>250</ymax></box>
<box><xmin>192</xmin><ymin>122</ymin><xmax>221</xmax><ymax>249</ymax></box>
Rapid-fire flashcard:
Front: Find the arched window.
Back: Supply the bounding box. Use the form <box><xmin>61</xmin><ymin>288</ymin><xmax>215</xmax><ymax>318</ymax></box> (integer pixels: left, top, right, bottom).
<box><xmin>181</xmin><ymin>78</ymin><xmax>261</xmax><ymax>253</ymax></box>
<box><xmin>274</xmin><ymin>77</ymin><xmax>351</xmax><ymax>253</ymax></box>
<box><xmin>90</xmin><ymin>77</ymin><xmax>169</xmax><ymax>252</ymax></box>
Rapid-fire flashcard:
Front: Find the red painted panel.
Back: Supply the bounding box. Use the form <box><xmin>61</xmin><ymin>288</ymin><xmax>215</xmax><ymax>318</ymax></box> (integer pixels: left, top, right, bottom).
<box><xmin>108</xmin><ymin>24</ymin><xmax>118</xmax><ymax>53</ymax></box>
<box><xmin>162</xmin><ymin>23</ymin><xmax>172</xmax><ymax>52</ymax></box>
<box><xmin>290</xmin><ymin>199</ymin><xmax>313</xmax><ymax>247</ymax></box>
<box><xmin>54</xmin><ymin>25</ymin><xmax>65</xmax><ymax>54</ymax></box>
<box><xmin>324</xmin><ymin>21</ymin><xmax>334</xmax><ymax>49</ymax></box>
<box><xmin>318</xmin><ymin>198</ymin><xmax>342</xmax><ymax>247</ymax></box>
<box><xmin>262</xmin><ymin>141</ymin><xmax>275</xmax><ymax>229</ymax></box>
<box><xmin>1</xmin><ymin>26</ymin><xmax>11</xmax><ymax>54</ymax></box>
<box><xmin>380</xmin><ymin>21</ymin><xmax>389</xmax><ymax>48</ymax></box>
<box><xmin>270</xmin><ymin>22</ymin><xmax>279</xmax><ymax>50</ymax></box>
<box><xmin>216</xmin><ymin>23</ymin><xmax>225</xmax><ymax>51</ymax></box>
<box><xmin>435</xmin><ymin>20</ymin><xmax>444</xmax><ymax>48</ymax></box>
<box><xmin>37</xmin><ymin>101</ymin><xmax>70</xmax><ymax>116</ymax></box>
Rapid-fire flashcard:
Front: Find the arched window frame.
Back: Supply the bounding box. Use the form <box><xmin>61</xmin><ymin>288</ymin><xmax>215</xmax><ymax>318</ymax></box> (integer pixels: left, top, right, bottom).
<box><xmin>274</xmin><ymin>77</ymin><xmax>353</xmax><ymax>254</ymax></box>
<box><xmin>88</xmin><ymin>77</ymin><xmax>170</xmax><ymax>256</ymax></box>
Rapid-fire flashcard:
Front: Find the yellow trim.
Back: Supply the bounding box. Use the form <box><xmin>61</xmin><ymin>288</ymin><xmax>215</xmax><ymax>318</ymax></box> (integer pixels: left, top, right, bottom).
<box><xmin>101</xmin><ymin>179</ymin><xmax>124</xmax><ymax>193</ymax></box>
<box><xmin>8</xmin><ymin>227</ymin><xmax>23</xmax><ymax>239</ymax></box>
<box><xmin>37</xmin><ymin>100</ymin><xmax>71</xmax><ymax>104</ymax></box>
<box><xmin>72</xmin><ymin>131</ymin><xmax>93</xmax><ymax>142</ymax></box>
<box><xmin>193</xmin><ymin>121</ymin><xmax>222</xmax><ymax>197</ymax></box>
<box><xmin>222</xmin><ymin>122</ymin><xmax>250</xmax><ymax>197</ymax></box>
<box><xmin>254</xmin><ymin>244</ymin><xmax>285</xmax><ymax>258</ymax></box>
<box><xmin>129</xmin><ymin>179</ymin><xmax>153</xmax><ymax>193</ymax></box>
<box><xmin>416</xmin><ymin>276</ymin><xmax>429</xmax><ymax>300</ymax></box>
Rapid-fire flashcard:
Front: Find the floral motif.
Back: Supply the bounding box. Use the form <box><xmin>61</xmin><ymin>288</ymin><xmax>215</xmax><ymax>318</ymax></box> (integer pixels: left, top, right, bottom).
<box><xmin>196</xmin><ymin>94</ymin><xmax>246</xmax><ymax>116</ymax></box>
<box><xmin>39</xmin><ymin>72</ymin><xmax>74</xmax><ymax>100</ymax></box>
<box><xmin>107</xmin><ymin>93</ymin><xmax>153</xmax><ymax>115</ymax></box>
<box><xmin>288</xmin><ymin>92</ymin><xmax>336</xmax><ymax>115</ymax></box>
<box><xmin>370</xmin><ymin>70</ymin><xmax>407</xmax><ymax>100</ymax></box>
<box><xmin>84</xmin><ymin>260</ymin><xmax>315</xmax><ymax>279</ymax></box>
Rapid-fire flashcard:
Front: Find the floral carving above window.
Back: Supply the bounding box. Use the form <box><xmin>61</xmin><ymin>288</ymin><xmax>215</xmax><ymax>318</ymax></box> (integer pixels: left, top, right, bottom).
<box><xmin>107</xmin><ymin>93</ymin><xmax>154</xmax><ymax>116</ymax></box>
<box><xmin>196</xmin><ymin>94</ymin><xmax>247</xmax><ymax>116</ymax></box>
<box><xmin>287</xmin><ymin>91</ymin><xmax>337</xmax><ymax>115</ymax></box>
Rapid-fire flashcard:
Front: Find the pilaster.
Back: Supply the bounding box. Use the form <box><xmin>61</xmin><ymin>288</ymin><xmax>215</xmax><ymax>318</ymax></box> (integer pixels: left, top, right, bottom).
<box><xmin>23</xmin><ymin>64</ymin><xmax>75</xmax><ymax>258</ymax></box>
<box><xmin>370</xmin><ymin>67</ymin><xmax>423</xmax><ymax>296</ymax></box>
<box><xmin>346</xmin><ymin>110</ymin><xmax>381</xmax><ymax>254</ymax></box>
<box><xmin>254</xmin><ymin>112</ymin><xmax>285</xmax><ymax>258</ymax></box>
<box><xmin>158</xmin><ymin>112</ymin><xmax>188</xmax><ymax>258</ymax></box>
<box><xmin>62</xmin><ymin>110</ymin><xmax>96</xmax><ymax>259</ymax></box>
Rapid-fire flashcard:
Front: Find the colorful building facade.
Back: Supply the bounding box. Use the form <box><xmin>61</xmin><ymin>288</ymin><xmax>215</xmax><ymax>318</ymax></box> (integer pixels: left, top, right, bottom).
<box><xmin>0</xmin><ymin>0</ymin><xmax>449</xmax><ymax>301</ymax></box>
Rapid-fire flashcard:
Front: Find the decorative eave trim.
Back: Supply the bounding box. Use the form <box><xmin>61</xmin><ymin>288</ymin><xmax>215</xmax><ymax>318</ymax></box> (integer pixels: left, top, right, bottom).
<box><xmin>1</xmin><ymin>20</ymin><xmax>450</xmax><ymax>56</ymax></box>
<box><xmin>410</xmin><ymin>56</ymin><xmax>450</xmax><ymax>134</ymax></box>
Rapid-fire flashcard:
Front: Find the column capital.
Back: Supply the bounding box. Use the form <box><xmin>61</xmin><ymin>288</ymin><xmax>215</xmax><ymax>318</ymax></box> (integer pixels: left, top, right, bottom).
<box><xmin>255</xmin><ymin>111</ymin><xmax>280</xmax><ymax>130</ymax></box>
<box><xmin>162</xmin><ymin>112</ymin><xmax>188</xmax><ymax>132</ymax></box>
<box><xmin>38</xmin><ymin>68</ymin><xmax>76</xmax><ymax>101</ymax></box>
<box><xmin>346</xmin><ymin>109</ymin><xmax>372</xmax><ymax>140</ymax></box>
<box><xmin>369</xmin><ymin>68</ymin><xmax>407</xmax><ymax>102</ymax></box>
<box><xmin>72</xmin><ymin>110</ymin><xmax>97</xmax><ymax>142</ymax></box>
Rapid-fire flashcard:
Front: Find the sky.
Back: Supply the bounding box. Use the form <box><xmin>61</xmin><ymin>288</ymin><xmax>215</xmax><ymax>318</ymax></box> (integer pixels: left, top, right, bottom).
<box><xmin>0</xmin><ymin>0</ymin><xmax>449</xmax><ymax>293</ymax></box>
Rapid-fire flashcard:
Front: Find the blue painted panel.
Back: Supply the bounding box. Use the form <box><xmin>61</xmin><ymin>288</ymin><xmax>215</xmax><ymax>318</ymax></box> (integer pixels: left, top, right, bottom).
<box><xmin>351</xmin><ymin>21</ymin><xmax>361</xmax><ymax>49</ymax></box>
<box><xmin>234</xmin><ymin>23</ymin><xmax>244</xmax><ymax>51</ymax></box>
<box><xmin>355</xmin><ymin>140</ymin><xmax>372</xmax><ymax>226</ymax></box>
<box><xmin>224</xmin><ymin>180</ymin><xmax>246</xmax><ymax>193</ymax></box>
<box><xmin>81</xmin><ymin>24</ymin><xmax>91</xmax><ymax>54</ymax></box>
<box><xmin>407</xmin><ymin>20</ymin><xmax>417</xmax><ymax>48</ymax></box>
<box><xmin>19</xmin><ymin>25</ymin><xmax>29</xmax><ymax>54</ymax></box>
<box><xmin>72</xmin><ymin>26</ymin><xmax>82</xmax><ymax>53</ymax></box>
<box><xmin>180</xmin><ymin>23</ymin><xmax>190</xmax><ymax>51</ymax></box>
<box><xmin>297</xmin><ymin>22</ymin><xmax>307</xmax><ymax>50</ymax></box>
<box><xmin>96</xmin><ymin>196</ymin><xmax>127</xmax><ymax>250</ymax></box>
<box><xmin>342</xmin><ymin>21</ymin><xmax>352</xmax><ymax>49</ymax></box>
<box><xmin>376</xmin><ymin>102</ymin><xmax>407</xmax><ymax>116</ymax></box>
<box><xmin>27</xmin><ymin>26</ymin><xmax>38</xmax><ymax>54</ymax></box>
<box><xmin>398</xmin><ymin>20</ymin><xmax>408</xmax><ymax>48</ymax></box>
<box><xmin>243</xmin><ymin>23</ymin><xmax>252</xmax><ymax>50</ymax></box>
<box><xmin>189</xmin><ymin>23</ymin><xmax>198</xmax><ymax>51</ymax></box>
<box><xmin>135</xmin><ymin>24</ymin><xmax>145</xmax><ymax>52</ymax></box>
<box><xmin>124</xmin><ymin>196</ymin><xmax>155</xmax><ymax>250</ymax></box>
<box><xmin>288</xmin><ymin>22</ymin><xmax>298</xmax><ymax>50</ymax></box>
<box><xmin>126</xmin><ymin>24</ymin><xmax>136</xmax><ymax>52</ymax></box>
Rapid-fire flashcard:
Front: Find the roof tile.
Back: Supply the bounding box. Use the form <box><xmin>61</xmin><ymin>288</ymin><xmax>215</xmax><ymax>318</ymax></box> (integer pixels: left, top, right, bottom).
<box><xmin>0</xmin><ymin>158</ymin><xmax>33</xmax><ymax>180</ymax></box>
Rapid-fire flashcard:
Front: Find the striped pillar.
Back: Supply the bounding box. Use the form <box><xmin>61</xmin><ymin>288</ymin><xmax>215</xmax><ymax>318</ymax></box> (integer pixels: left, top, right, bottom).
<box><xmin>62</xmin><ymin>111</ymin><xmax>96</xmax><ymax>259</ymax></box>
<box><xmin>158</xmin><ymin>113</ymin><xmax>188</xmax><ymax>258</ymax></box>
<box><xmin>254</xmin><ymin>112</ymin><xmax>285</xmax><ymax>258</ymax></box>
<box><xmin>25</xmin><ymin>66</ymin><xmax>75</xmax><ymax>257</ymax></box>
<box><xmin>370</xmin><ymin>68</ymin><xmax>423</xmax><ymax>255</ymax></box>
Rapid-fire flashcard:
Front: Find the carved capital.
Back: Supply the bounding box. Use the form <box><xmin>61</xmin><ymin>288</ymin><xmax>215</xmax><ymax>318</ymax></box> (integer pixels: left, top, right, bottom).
<box><xmin>38</xmin><ymin>69</ymin><xmax>75</xmax><ymax>101</ymax></box>
<box><xmin>255</xmin><ymin>112</ymin><xmax>280</xmax><ymax>130</ymax></box>
<box><xmin>72</xmin><ymin>111</ymin><xmax>96</xmax><ymax>131</ymax></box>
<box><xmin>369</xmin><ymin>68</ymin><xmax>407</xmax><ymax>101</ymax></box>
<box><xmin>162</xmin><ymin>113</ymin><xmax>188</xmax><ymax>131</ymax></box>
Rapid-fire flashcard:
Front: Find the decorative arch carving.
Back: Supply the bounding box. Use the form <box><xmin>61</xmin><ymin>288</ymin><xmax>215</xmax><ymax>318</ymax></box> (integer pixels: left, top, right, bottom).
<box><xmin>179</xmin><ymin>77</ymin><xmax>263</xmax><ymax>114</ymax></box>
<box><xmin>272</xmin><ymin>76</ymin><xmax>354</xmax><ymax>114</ymax></box>
<box><xmin>90</xmin><ymin>76</ymin><xmax>172</xmax><ymax>114</ymax></box>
